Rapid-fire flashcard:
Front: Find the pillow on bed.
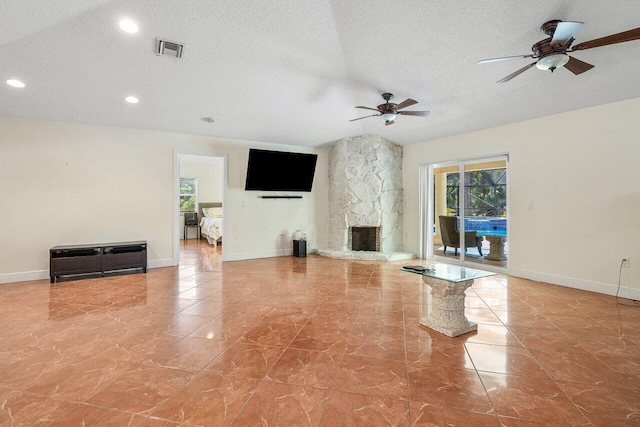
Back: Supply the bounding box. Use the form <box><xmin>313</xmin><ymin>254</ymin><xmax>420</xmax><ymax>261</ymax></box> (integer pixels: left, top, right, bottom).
<box><xmin>203</xmin><ymin>207</ymin><xmax>222</xmax><ymax>218</ymax></box>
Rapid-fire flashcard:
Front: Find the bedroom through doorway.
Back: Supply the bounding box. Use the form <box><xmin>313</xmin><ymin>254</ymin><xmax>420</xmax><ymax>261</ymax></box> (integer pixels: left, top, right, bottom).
<box><xmin>175</xmin><ymin>153</ymin><xmax>226</xmax><ymax>267</ymax></box>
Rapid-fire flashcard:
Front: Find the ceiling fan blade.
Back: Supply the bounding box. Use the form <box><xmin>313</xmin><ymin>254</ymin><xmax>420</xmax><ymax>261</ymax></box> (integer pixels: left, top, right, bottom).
<box><xmin>551</xmin><ymin>21</ymin><xmax>583</xmax><ymax>46</ymax></box>
<box><xmin>496</xmin><ymin>62</ymin><xmax>537</xmax><ymax>83</ymax></box>
<box><xmin>564</xmin><ymin>56</ymin><xmax>594</xmax><ymax>75</ymax></box>
<box><xmin>398</xmin><ymin>110</ymin><xmax>430</xmax><ymax>117</ymax></box>
<box><xmin>396</xmin><ymin>98</ymin><xmax>418</xmax><ymax>110</ymax></box>
<box><xmin>477</xmin><ymin>54</ymin><xmax>535</xmax><ymax>64</ymax></box>
<box><xmin>349</xmin><ymin>114</ymin><xmax>379</xmax><ymax>122</ymax></box>
<box><xmin>385</xmin><ymin>120</ymin><xmax>395</xmax><ymax>126</ymax></box>
<box><xmin>355</xmin><ymin>106</ymin><xmax>380</xmax><ymax>112</ymax></box>
<box><xmin>572</xmin><ymin>27</ymin><xmax>640</xmax><ymax>51</ymax></box>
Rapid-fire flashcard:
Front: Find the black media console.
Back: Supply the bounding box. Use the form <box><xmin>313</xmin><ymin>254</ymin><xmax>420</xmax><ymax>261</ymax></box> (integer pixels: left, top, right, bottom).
<box><xmin>49</xmin><ymin>241</ymin><xmax>147</xmax><ymax>283</ymax></box>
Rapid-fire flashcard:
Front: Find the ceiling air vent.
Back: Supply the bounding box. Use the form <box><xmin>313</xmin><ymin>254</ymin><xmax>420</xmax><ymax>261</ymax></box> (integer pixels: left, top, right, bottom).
<box><xmin>155</xmin><ymin>38</ymin><xmax>184</xmax><ymax>58</ymax></box>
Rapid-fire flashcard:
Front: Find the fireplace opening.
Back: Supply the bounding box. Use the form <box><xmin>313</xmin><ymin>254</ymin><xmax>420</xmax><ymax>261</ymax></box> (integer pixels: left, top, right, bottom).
<box><xmin>350</xmin><ymin>227</ymin><xmax>380</xmax><ymax>251</ymax></box>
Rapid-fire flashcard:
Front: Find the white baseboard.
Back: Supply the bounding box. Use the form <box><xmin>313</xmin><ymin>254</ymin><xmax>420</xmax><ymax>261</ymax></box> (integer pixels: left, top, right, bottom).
<box><xmin>148</xmin><ymin>258</ymin><xmax>175</xmax><ymax>268</ymax></box>
<box><xmin>0</xmin><ymin>258</ymin><xmax>176</xmax><ymax>285</ymax></box>
<box><xmin>0</xmin><ymin>270</ymin><xmax>49</xmax><ymax>284</ymax></box>
<box><xmin>508</xmin><ymin>268</ymin><xmax>640</xmax><ymax>301</ymax></box>
<box><xmin>224</xmin><ymin>248</ymin><xmax>294</xmax><ymax>262</ymax></box>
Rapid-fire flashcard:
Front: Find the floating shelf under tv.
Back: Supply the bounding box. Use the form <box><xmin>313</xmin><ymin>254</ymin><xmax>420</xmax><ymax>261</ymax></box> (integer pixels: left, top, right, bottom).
<box><xmin>260</xmin><ymin>195</ymin><xmax>303</xmax><ymax>199</ymax></box>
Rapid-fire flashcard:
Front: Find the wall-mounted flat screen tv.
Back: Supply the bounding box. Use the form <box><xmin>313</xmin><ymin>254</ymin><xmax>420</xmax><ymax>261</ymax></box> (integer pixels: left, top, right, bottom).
<box><xmin>245</xmin><ymin>149</ymin><xmax>318</xmax><ymax>192</ymax></box>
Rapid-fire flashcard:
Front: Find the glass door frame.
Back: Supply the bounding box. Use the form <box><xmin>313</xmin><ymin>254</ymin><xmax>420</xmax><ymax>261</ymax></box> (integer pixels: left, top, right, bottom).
<box><xmin>419</xmin><ymin>153</ymin><xmax>509</xmax><ymax>272</ymax></box>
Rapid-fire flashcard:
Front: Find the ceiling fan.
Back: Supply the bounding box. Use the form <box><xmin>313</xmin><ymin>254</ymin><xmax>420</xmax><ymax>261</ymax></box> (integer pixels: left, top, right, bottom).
<box><xmin>478</xmin><ymin>20</ymin><xmax>640</xmax><ymax>83</ymax></box>
<box><xmin>350</xmin><ymin>93</ymin><xmax>430</xmax><ymax>126</ymax></box>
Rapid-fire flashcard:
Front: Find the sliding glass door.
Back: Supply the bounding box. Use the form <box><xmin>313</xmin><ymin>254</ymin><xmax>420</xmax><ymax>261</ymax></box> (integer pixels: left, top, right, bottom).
<box><xmin>432</xmin><ymin>163</ymin><xmax>463</xmax><ymax>263</ymax></box>
<box><xmin>460</xmin><ymin>159</ymin><xmax>508</xmax><ymax>267</ymax></box>
<box><xmin>425</xmin><ymin>156</ymin><xmax>508</xmax><ymax>269</ymax></box>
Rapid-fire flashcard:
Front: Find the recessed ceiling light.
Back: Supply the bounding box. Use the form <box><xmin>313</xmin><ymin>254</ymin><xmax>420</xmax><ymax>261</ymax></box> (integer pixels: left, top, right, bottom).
<box><xmin>6</xmin><ymin>79</ymin><xmax>25</xmax><ymax>88</ymax></box>
<box><xmin>125</xmin><ymin>96</ymin><xmax>139</xmax><ymax>104</ymax></box>
<box><xmin>119</xmin><ymin>19</ymin><xmax>138</xmax><ymax>33</ymax></box>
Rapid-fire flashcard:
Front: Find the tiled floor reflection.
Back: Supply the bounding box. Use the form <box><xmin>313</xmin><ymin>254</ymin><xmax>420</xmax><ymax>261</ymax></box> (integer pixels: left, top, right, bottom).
<box><xmin>0</xmin><ymin>239</ymin><xmax>639</xmax><ymax>426</ymax></box>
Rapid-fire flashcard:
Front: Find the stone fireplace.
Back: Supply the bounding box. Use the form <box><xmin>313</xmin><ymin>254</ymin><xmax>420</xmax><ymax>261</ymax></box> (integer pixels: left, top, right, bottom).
<box><xmin>317</xmin><ymin>134</ymin><xmax>414</xmax><ymax>261</ymax></box>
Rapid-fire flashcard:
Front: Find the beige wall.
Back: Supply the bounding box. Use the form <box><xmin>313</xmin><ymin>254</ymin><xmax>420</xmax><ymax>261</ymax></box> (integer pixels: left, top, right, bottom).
<box><xmin>404</xmin><ymin>97</ymin><xmax>640</xmax><ymax>297</ymax></box>
<box><xmin>0</xmin><ymin>115</ymin><xmax>328</xmax><ymax>282</ymax></box>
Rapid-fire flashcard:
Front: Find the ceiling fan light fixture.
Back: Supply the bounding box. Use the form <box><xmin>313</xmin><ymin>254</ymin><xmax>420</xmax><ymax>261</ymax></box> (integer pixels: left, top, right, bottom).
<box><xmin>351</xmin><ymin>93</ymin><xmax>430</xmax><ymax>124</ymax></box>
<box><xmin>536</xmin><ymin>53</ymin><xmax>570</xmax><ymax>71</ymax></box>
<box><xmin>481</xmin><ymin>20</ymin><xmax>640</xmax><ymax>82</ymax></box>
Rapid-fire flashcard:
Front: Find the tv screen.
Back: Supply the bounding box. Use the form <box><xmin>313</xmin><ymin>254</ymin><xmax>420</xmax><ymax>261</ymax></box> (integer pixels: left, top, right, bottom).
<box><xmin>245</xmin><ymin>149</ymin><xmax>318</xmax><ymax>192</ymax></box>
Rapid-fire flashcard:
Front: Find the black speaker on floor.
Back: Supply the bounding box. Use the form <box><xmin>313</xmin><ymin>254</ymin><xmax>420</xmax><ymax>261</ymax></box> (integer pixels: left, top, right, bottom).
<box><xmin>293</xmin><ymin>240</ymin><xmax>306</xmax><ymax>258</ymax></box>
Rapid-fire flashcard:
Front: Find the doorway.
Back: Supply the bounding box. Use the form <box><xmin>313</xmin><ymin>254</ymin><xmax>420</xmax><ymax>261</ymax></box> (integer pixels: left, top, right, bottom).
<box><xmin>173</xmin><ymin>150</ymin><xmax>227</xmax><ymax>266</ymax></box>
<box><xmin>421</xmin><ymin>155</ymin><xmax>508</xmax><ymax>271</ymax></box>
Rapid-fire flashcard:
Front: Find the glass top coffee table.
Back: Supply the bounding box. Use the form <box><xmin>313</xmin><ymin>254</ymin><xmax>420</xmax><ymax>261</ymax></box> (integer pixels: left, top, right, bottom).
<box><xmin>402</xmin><ymin>263</ymin><xmax>495</xmax><ymax>337</ymax></box>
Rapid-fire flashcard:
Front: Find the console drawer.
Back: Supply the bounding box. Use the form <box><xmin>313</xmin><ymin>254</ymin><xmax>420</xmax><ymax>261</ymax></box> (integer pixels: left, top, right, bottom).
<box><xmin>102</xmin><ymin>251</ymin><xmax>145</xmax><ymax>271</ymax></box>
<box><xmin>51</xmin><ymin>254</ymin><xmax>101</xmax><ymax>275</ymax></box>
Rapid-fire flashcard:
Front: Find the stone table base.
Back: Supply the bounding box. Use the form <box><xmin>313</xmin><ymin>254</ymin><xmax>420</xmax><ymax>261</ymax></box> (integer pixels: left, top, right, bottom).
<box><xmin>485</xmin><ymin>235</ymin><xmax>507</xmax><ymax>261</ymax></box>
<box><xmin>420</xmin><ymin>276</ymin><xmax>477</xmax><ymax>338</ymax></box>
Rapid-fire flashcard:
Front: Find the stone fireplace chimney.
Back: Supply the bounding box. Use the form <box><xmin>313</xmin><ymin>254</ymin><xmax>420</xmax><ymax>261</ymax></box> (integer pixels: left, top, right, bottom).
<box><xmin>327</xmin><ymin>134</ymin><xmax>405</xmax><ymax>255</ymax></box>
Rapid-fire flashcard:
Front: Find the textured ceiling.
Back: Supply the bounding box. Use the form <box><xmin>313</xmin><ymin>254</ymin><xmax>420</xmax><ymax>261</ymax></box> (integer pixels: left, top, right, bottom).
<box><xmin>2</xmin><ymin>0</ymin><xmax>640</xmax><ymax>147</ymax></box>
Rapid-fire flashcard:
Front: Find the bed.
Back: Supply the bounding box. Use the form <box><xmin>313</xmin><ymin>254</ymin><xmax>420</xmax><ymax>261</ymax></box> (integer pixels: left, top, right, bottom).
<box><xmin>198</xmin><ymin>202</ymin><xmax>223</xmax><ymax>246</ymax></box>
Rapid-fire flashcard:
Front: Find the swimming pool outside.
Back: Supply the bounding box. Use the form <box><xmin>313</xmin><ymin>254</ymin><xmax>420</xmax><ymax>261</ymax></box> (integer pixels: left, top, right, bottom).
<box><xmin>476</xmin><ymin>230</ymin><xmax>507</xmax><ymax>237</ymax></box>
<box><xmin>458</xmin><ymin>217</ymin><xmax>507</xmax><ymax>234</ymax></box>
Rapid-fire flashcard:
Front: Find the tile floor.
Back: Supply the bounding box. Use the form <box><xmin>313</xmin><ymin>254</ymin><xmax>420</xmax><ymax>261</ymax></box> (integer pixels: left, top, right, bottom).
<box><xmin>0</xmin><ymin>239</ymin><xmax>639</xmax><ymax>426</ymax></box>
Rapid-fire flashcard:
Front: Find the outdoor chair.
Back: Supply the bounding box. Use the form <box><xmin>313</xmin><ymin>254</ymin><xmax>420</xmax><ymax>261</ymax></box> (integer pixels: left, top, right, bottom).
<box><xmin>439</xmin><ymin>215</ymin><xmax>483</xmax><ymax>256</ymax></box>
